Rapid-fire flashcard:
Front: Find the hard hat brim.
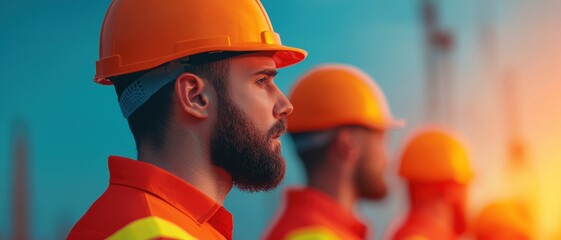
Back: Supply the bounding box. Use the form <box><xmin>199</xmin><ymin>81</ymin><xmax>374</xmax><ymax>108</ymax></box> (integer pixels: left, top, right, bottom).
<box><xmin>94</xmin><ymin>45</ymin><xmax>307</xmax><ymax>85</ymax></box>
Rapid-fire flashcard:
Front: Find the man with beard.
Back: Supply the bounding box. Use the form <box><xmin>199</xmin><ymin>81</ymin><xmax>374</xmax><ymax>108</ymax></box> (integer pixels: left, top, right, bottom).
<box><xmin>68</xmin><ymin>1</ymin><xmax>305</xmax><ymax>239</ymax></box>
<box><xmin>390</xmin><ymin>127</ymin><xmax>473</xmax><ymax>240</ymax></box>
<box><xmin>264</xmin><ymin>64</ymin><xmax>402</xmax><ymax>240</ymax></box>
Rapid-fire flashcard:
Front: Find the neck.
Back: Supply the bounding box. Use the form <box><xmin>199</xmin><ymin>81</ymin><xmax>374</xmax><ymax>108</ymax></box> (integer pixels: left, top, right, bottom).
<box><xmin>307</xmin><ymin>168</ymin><xmax>357</xmax><ymax>211</ymax></box>
<box><xmin>138</xmin><ymin>128</ymin><xmax>233</xmax><ymax>204</ymax></box>
<box><xmin>408</xmin><ymin>200</ymin><xmax>456</xmax><ymax>236</ymax></box>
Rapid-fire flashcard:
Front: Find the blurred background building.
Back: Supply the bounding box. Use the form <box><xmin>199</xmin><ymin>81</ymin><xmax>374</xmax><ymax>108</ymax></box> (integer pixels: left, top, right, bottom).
<box><xmin>1</xmin><ymin>0</ymin><xmax>561</xmax><ymax>239</ymax></box>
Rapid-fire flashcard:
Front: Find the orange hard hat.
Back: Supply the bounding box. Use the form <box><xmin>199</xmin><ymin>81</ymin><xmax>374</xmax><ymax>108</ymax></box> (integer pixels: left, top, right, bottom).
<box><xmin>473</xmin><ymin>201</ymin><xmax>532</xmax><ymax>240</ymax></box>
<box><xmin>399</xmin><ymin>127</ymin><xmax>473</xmax><ymax>184</ymax></box>
<box><xmin>95</xmin><ymin>0</ymin><xmax>307</xmax><ymax>84</ymax></box>
<box><xmin>287</xmin><ymin>64</ymin><xmax>402</xmax><ymax>133</ymax></box>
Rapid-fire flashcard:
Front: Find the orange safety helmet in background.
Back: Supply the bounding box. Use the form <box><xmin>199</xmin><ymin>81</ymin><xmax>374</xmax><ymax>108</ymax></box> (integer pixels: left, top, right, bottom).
<box><xmin>473</xmin><ymin>200</ymin><xmax>533</xmax><ymax>239</ymax></box>
<box><xmin>287</xmin><ymin>64</ymin><xmax>402</xmax><ymax>133</ymax></box>
<box><xmin>399</xmin><ymin>127</ymin><xmax>473</xmax><ymax>184</ymax></box>
<box><xmin>95</xmin><ymin>0</ymin><xmax>307</xmax><ymax>84</ymax></box>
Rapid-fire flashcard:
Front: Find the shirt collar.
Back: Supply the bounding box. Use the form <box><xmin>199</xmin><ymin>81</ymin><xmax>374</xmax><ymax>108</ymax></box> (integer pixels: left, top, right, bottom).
<box><xmin>108</xmin><ymin>156</ymin><xmax>233</xmax><ymax>239</ymax></box>
<box><xmin>286</xmin><ymin>187</ymin><xmax>367</xmax><ymax>239</ymax></box>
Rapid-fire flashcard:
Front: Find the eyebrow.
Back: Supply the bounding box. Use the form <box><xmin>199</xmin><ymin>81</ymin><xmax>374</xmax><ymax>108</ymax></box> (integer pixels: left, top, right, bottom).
<box><xmin>253</xmin><ymin>69</ymin><xmax>278</xmax><ymax>77</ymax></box>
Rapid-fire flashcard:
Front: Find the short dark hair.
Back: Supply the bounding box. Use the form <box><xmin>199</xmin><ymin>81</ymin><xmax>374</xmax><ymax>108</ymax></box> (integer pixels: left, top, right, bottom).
<box><xmin>290</xmin><ymin>132</ymin><xmax>334</xmax><ymax>177</ymax></box>
<box><xmin>112</xmin><ymin>58</ymin><xmax>230</xmax><ymax>151</ymax></box>
<box><xmin>291</xmin><ymin>126</ymin><xmax>371</xmax><ymax>176</ymax></box>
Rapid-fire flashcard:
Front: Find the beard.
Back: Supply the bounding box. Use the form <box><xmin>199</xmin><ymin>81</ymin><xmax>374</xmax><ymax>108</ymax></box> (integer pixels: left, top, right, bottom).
<box><xmin>356</xmin><ymin>164</ymin><xmax>388</xmax><ymax>200</ymax></box>
<box><xmin>210</xmin><ymin>95</ymin><xmax>287</xmax><ymax>192</ymax></box>
<box><xmin>355</xmin><ymin>142</ymin><xmax>388</xmax><ymax>200</ymax></box>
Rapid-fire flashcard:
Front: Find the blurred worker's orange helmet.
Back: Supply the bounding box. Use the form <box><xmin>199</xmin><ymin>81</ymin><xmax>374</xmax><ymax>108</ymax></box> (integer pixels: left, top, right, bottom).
<box><xmin>287</xmin><ymin>64</ymin><xmax>402</xmax><ymax>133</ymax></box>
<box><xmin>473</xmin><ymin>200</ymin><xmax>533</xmax><ymax>240</ymax></box>
<box><xmin>95</xmin><ymin>0</ymin><xmax>307</xmax><ymax>84</ymax></box>
<box><xmin>399</xmin><ymin>127</ymin><xmax>473</xmax><ymax>184</ymax></box>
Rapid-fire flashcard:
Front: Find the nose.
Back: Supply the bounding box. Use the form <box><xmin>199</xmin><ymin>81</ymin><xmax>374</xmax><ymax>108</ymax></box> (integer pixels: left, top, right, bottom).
<box><xmin>273</xmin><ymin>87</ymin><xmax>293</xmax><ymax>119</ymax></box>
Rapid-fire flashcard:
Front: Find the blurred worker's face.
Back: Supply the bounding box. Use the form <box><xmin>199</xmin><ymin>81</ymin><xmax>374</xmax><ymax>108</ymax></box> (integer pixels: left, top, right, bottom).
<box><xmin>210</xmin><ymin>52</ymin><xmax>293</xmax><ymax>192</ymax></box>
<box><xmin>355</xmin><ymin>128</ymin><xmax>388</xmax><ymax>200</ymax></box>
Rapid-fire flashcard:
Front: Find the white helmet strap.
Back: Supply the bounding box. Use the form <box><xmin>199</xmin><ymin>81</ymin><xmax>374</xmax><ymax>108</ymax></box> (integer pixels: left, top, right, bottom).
<box><xmin>118</xmin><ymin>61</ymin><xmax>183</xmax><ymax>118</ymax></box>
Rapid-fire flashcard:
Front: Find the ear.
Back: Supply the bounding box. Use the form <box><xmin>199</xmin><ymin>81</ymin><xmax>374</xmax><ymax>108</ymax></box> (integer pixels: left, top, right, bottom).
<box><xmin>175</xmin><ymin>73</ymin><xmax>210</xmax><ymax>119</ymax></box>
<box><xmin>333</xmin><ymin>129</ymin><xmax>361</xmax><ymax>165</ymax></box>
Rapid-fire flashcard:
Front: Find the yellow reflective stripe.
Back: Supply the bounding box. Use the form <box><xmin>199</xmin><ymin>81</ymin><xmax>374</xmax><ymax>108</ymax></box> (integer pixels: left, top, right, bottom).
<box><xmin>285</xmin><ymin>226</ymin><xmax>340</xmax><ymax>240</ymax></box>
<box><xmin>106</xmin><ymin>216</ymin><xmax>197</xmax><ymax>240</ymax></box>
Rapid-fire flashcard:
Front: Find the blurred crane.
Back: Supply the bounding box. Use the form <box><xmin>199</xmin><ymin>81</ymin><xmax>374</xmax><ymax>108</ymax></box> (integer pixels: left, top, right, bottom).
<box><xmin>502</xmin><ymin>71</ymin><xmax>538</xmax><ymax>238</ymax></box>
<box><xmin>422</xmin><ymin>0</ymin><xmax>455</xmax><ymax>124</ymax></box>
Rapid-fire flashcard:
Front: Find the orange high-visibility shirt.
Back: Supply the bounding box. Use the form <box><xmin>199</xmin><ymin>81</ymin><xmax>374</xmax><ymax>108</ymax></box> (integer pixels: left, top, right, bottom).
<box><xmin>391</xmin><ymin>212</ymin><xmax>456</xmax><ymax>240</ymax></box>
<box><xmin>264</xmin><ymin>188</ymin><xmax>367</xmax><ymax>240</ymax></box>
<box><xmin>68</xmin><ymin>156</ymin><xmax>233</xmax><ymax>240</ymax></box>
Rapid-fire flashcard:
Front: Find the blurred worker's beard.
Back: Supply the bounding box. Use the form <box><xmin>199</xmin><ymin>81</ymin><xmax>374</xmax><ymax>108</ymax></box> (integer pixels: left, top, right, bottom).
<box><xmin>356</xmin><ymin>161</ymin><xmax>388</xmax><ymax>200</ymax></box>
<box><xmin>355</xmin><ymin>136</ymin><xmax>388</xmax><ymax>200</ymax></box>
<box><xmin>210</xmin><ymin>94</ymin><xmax>286</xmax><ymax>192</ymax></box>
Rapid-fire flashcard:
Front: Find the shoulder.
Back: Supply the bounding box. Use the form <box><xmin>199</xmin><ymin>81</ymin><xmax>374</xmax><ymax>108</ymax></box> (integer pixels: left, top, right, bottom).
<box><xmin>265</xmin><ymin>203</ymin><xmax>343</xmax><ymax>240</ymax></box>
<box><xmin>69</xmin><ymin>216</ymin><xmax>196</xmax><ymax>240</ymax></box>
<box><xmin>265</xmin><ymin>207</ymin><xmax>331</xmax><ymax>239</ymax></box>
<box><xmin>266</xmin><ymin>226</ymin><xmax>340</xmax><ymax>240</ymax></box>
<box><xmin>395</xmin><ymin>235</ymin><xmax>430</xmax><ymax>240</ymax></box>
<box><xmin>68</xmin><ymin>186</ymin><xmax>174</xmax><ymax>239</ymax></box>
<box><xmin>391</xmin><ymin>224</ymin><xmax>431</xmax><ymax>240</ymax></box>
<box><xmin>285</xmin><ymin>226</ymin><xmax>340</xmax><ymax>240</ymax></box>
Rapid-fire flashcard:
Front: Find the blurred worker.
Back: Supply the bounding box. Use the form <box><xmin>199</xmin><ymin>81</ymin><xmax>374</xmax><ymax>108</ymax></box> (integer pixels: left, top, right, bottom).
<box><xmin>473</xmin><ymin>200</ymin><xmax>533</xmax><ymax>240</ymax></box>
<box><xmin>68</xmin><ymin>1</ymin><xmax>306</xmax><ymax>239</ymax></box>
<box><xmin>264</xmin><ymin>64</ymin><xmax>402</xmax><ymax>240</ymax></box>
<box><xmin>391</xmin><ymin>127</ymin><xmax>473</xmax><ymax>240</ymax></box>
